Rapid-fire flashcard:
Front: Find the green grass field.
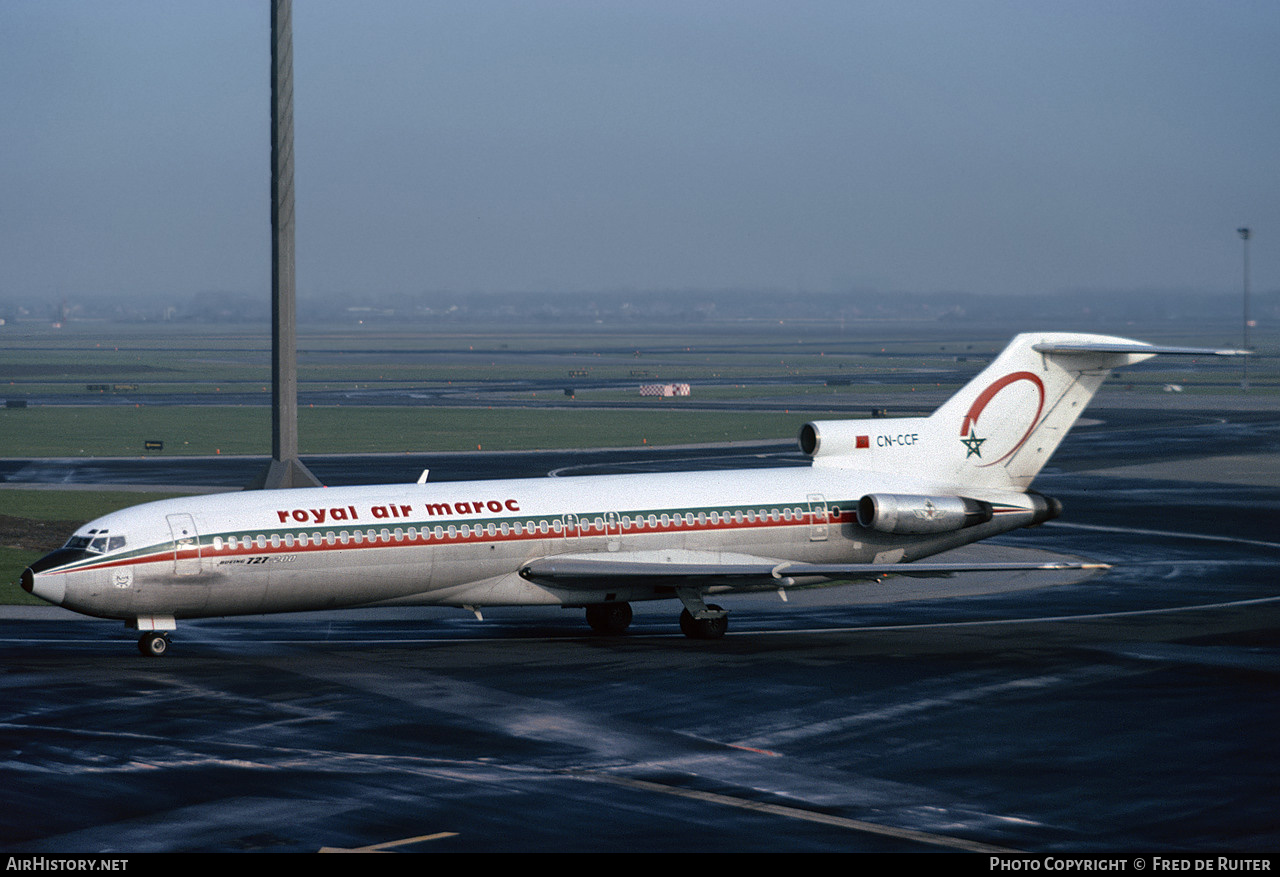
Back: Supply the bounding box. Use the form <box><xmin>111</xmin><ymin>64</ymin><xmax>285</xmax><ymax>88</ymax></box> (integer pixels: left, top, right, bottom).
<box><xmin>0</xmin><ymin>548</ymin><xmax>47</xmax><ymax>605</ymax></box>
<box><xmin>0</xmin><ymin>489</ymin><xmax>192</xmax><ymax>605</ymax></box>
<box><xmin>0</xmin><ymin>404</ymin><xmax>844</xmax><ymax>457</ymax></box>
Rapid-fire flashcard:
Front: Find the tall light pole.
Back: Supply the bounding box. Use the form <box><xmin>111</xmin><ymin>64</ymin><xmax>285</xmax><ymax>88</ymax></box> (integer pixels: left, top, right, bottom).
<box><xmin>1238</xmin><ymin>227</ymin><xmax>1251</xmax><ymax>390</ymax></box>
<box><xmin>250</xmin><ymin>0</ymin><xmax>321</xmax><ymax>488</ymax></box>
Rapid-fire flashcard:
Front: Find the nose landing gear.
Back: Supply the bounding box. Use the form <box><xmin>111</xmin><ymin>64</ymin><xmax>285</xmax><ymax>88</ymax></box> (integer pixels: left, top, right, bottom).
<box><xmin>138</xmin><ymin>631</ymin><xmax>171</xmax><ymax>657</ymax></box>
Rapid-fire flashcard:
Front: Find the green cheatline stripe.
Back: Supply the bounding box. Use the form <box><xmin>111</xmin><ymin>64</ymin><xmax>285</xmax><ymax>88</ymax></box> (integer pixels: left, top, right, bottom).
<box><xmin>51</xmin><ymin>497</ymin><xmax>1031</xmax><ymax>573</ymax></box>
<box><xmin>53</xmin><ymin>498</ymin><xmax>865</xmax><ymax>572</ymax></box>
<box><xmin>42</xmin><ymin>495</ymin><xmax>1035</xmax><ymax>576</ymax></box>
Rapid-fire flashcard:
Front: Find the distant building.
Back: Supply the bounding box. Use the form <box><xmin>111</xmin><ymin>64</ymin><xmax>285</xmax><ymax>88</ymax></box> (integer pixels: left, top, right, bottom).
<box><xmin>640</xmin><ymin>383</ymin><xmax>691</xmax><ymax>397</ymax></box>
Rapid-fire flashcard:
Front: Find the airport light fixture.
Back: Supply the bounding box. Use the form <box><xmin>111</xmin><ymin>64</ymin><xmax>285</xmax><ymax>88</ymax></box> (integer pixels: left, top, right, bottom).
<box><xmin>251</xmin><ymin>0</ymin><xmax>320</xmax><ymax>488</ymax></box>
<box><xmin>1238</xmin><ymin>227</ymin><xmax>1251</xmax><ymax>390</ymax></box>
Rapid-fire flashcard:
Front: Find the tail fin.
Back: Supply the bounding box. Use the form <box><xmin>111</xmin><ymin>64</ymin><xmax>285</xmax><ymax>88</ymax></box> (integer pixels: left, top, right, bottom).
<box><xmin>802</xmin><ymin>332</ymin><xmax>1242</xmax><ymax>491</ymax></box>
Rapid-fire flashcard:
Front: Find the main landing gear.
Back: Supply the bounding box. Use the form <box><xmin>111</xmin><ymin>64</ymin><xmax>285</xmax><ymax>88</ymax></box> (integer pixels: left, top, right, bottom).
<box><xmin>675</xmin><ymin>588</ymin><xmax>728</xmax><ymax>640</ymax></box>
<box><xmin>137</xmin><ymin>631</ymin><xmax>171</xmax><ymax>657</ymax></box>
<box><xmin>678</xmin><ymin>604</ymin><xmax>728</xmax><ymax>640</ymax></box>
<box><xmin>582</xmin><ymin>597</ymin><xmax>730</xmax><ymax>640</ymax></box>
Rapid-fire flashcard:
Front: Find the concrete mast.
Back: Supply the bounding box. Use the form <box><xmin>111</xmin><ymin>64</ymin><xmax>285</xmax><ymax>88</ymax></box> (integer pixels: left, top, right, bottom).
<box><xmin>251</xmin><ymin>0</ymin><xmax>320</xmax><ymax>489</ymax></box>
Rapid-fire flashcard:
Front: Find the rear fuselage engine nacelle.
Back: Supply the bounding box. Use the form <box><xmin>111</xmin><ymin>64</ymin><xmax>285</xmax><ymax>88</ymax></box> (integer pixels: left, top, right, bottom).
<box><xmin>856</xmin><ymin>493</ymin><xmax>993</xmax><ymax>535</ymax></box>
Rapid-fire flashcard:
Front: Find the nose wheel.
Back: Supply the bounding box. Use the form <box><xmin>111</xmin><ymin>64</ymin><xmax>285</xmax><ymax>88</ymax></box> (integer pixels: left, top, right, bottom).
<box><xmin>138</xmin><ymin>631</ymin><xmax>171</xmax><ymax>657</ymax></box>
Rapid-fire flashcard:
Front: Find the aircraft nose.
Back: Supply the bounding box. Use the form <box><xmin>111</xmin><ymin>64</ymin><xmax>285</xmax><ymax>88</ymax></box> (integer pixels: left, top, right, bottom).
<box><xmin>20</xmin><ymin>562</ymin><xmax>66</xmax><ymax>606</ymax></box>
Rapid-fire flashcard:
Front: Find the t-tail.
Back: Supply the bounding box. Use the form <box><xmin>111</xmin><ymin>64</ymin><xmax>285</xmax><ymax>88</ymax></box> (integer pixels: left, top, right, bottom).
<box><xmin>800</xmin><ymin>332</ymin><xmax>1244</xmax><ymax>492</ymax></box>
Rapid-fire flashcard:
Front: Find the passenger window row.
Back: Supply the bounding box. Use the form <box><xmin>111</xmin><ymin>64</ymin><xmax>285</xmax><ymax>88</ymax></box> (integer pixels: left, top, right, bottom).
<box><xmin>206</xmin><ymin>506</ymin><xmax>826</xmax><ymax>552</ymax></box>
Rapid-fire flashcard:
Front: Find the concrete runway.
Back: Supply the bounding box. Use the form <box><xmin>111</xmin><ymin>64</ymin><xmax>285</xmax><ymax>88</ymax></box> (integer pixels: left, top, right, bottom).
<box><xmin>1</xmin><ymin>407</ymin><xmax>1277</xmax><ymax>853</ymax></box>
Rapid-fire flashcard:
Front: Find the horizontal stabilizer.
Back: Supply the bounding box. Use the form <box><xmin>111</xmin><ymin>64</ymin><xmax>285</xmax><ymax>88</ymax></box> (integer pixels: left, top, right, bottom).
<box><xmin>1031</xmin><ymin>342</ymin><xmax>1247</xmax><ymax>357</ymax></box>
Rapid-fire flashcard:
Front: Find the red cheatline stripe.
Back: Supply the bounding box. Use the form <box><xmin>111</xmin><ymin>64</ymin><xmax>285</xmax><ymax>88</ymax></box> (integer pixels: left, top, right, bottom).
<box><xmin>53</xmin><ymin>507</ymin><xmax>856</xmax><ymax>572</ymax></box>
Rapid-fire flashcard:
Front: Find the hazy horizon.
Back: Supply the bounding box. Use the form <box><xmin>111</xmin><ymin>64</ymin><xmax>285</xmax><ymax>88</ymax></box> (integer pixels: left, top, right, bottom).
<box><xmin>2</xmin><ymin>2</ymin><xmax>1276</xmax><ymax>304</ymax></box>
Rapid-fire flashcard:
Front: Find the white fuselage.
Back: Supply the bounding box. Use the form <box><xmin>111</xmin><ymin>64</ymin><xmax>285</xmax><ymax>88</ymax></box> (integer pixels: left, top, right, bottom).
<box><xmin>26</xmin><ymin>464</ymin><xmax>1039</xmax><ymax>622</ymax></box>
<box><xmin>23</xmin><ymin>331</ymin><xmax>1233</xmax><ymax>649</ymax></box>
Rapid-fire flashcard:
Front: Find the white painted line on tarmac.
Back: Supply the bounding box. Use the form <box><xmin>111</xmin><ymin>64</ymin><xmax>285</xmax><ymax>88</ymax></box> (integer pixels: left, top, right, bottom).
<box><xmin>577</xmin><ymin>772</ymin><xmax>1021</xmax><ymax>853</ymax></box>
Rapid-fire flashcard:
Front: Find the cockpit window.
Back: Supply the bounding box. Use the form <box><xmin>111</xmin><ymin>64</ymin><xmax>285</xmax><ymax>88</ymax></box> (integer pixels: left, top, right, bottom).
<box><xmin>62</xmin><ymin>531</ymin><xmax>126</xmax><ymax>554</ymax></box>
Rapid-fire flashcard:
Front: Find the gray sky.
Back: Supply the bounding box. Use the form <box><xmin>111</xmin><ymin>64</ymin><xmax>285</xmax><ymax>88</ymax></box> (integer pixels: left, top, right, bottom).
<box><xmin>2</xmin><ymin>1</ymin><xmax>1276</xmax><ymax>302</ymax></box>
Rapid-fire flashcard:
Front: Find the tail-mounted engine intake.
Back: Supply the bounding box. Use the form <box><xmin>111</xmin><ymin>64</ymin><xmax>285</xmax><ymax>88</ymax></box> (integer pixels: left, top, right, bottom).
<box><xmin>798</xmin><ymin>422</ymin><xmax>828</xmax><ymax>456</ymax></box>
<box><xmin>799</xmin><ymin>417</ymin><xmax>930</xmax><ymax>461</ymax></box>
<box><xmin>856</xmin><ymin>493</ymin><xmax>993</xmax><ymax>535</ymax></box>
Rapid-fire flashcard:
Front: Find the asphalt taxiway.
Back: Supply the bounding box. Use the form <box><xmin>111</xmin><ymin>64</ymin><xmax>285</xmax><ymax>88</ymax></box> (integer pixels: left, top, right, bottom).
<box><xmin>1</xmin><ymin>405</ymin><xmax>1277</xmax><ymax>852</ymax></box>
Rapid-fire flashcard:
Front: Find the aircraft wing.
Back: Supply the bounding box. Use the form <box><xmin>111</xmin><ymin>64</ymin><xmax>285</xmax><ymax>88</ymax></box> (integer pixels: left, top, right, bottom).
<box><xmin>518</xmin><ymin>549</ymin><xmax>1107</xmax><ymax>590</ymax></box>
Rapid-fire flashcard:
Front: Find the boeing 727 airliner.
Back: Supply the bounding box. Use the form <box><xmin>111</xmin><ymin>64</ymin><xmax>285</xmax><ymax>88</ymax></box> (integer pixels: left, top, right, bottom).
<box><xmin>22</xmin><ymin>332</ymin><xmax>1241</xmax><ymax>654</ymax></box>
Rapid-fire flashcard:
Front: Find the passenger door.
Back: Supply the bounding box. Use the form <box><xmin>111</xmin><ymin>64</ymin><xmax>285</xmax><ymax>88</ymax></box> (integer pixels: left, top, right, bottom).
<box><xmin>166</xmin><ymin>514</ymin><xmax>202</xmax><ymax>575</ymax></box>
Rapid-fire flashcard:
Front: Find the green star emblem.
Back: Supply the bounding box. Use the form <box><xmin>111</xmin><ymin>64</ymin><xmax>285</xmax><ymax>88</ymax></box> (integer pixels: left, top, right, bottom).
<box><xmin>961</xmin><ymin>432</ymin><xmax>986</xmax><ymax>458</ymax></box>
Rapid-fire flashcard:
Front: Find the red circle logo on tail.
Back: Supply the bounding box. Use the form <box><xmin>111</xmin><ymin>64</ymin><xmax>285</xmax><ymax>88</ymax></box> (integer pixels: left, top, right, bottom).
<box><xmin>960</xmin><ymin>371</ymin><xmax>1045</xmax><ymax>466</ymax></box>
